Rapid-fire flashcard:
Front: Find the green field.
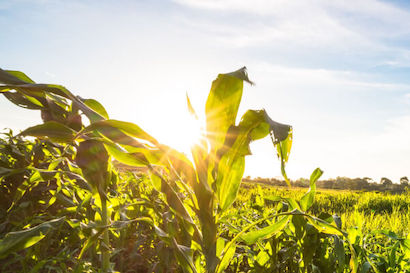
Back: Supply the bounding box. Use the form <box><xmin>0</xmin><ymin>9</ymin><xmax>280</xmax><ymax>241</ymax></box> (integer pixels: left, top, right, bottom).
<box><xmin>239</xmin><ymin>184</ymin><xmax>410</xmax><ymax>234</ymax></box>
<box><xmin>1</xmin><ymin>67</ymin><xmax>409</xmax><ymax>272</ymax></box>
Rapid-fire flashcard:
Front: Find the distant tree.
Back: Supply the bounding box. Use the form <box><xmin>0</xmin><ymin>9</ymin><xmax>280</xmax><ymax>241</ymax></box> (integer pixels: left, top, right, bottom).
<box><xmin>381</xmin><ymin>177</ymin><xmax>393</xmax><ymax>186</ymax></box>
<box><xmin>363</xmin><ymin>177</ymin><xmax>375</xmax><ymax>183</ymax></box>
<box><xmin>400</xmin><ymin>176</ymin><xmax>409</xmax><ymax>186</ymax></box>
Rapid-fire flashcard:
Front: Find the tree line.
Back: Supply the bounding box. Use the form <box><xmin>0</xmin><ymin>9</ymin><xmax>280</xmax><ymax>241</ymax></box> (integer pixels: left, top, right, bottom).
<box><xmin>243</xmin><ymin>175</ymin><xmax>409</xmax><ymax>193</ymax></box>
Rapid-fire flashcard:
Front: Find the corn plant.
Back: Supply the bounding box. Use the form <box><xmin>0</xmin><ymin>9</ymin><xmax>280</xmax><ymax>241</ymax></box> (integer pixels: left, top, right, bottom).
<box><xmin>3</xmin><ymin>66</ymin><xmax>406</xmax><ymax>272</ymax></box>
<box><xmin>0</xmin><ymin>66</ymin><xmax>295</xmax><ymax>272</ymax></box>
<box><xmin>0</xmin><ymin>68</ymin><xmax>116</xmax><ymax>271</ymax></box>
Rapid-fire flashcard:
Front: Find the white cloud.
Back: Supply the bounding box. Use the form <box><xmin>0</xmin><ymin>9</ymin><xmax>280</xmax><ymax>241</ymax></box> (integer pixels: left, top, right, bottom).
<box><xmin>175</xmin><ymin>1</ymin><xmax>372</xmax><ymax>50</ymax></box>
<box><xmin>174</xmin><ymin>0</ymin><xmax>410</xmax><ymax>66</ymax></box>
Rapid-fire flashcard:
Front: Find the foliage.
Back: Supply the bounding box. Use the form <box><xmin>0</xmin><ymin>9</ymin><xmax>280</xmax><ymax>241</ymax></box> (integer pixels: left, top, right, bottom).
<box><xmin>0</xmin><ymin>67</ymin><xmax>409</xmax><ymax>272</ymax></box>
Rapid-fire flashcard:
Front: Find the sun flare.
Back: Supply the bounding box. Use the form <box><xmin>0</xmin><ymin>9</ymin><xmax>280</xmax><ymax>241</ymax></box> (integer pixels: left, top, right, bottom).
<box><xmin>166</xmin><ymin>114</ymin><xmax>204</xmax><ymax>155</ymax></box>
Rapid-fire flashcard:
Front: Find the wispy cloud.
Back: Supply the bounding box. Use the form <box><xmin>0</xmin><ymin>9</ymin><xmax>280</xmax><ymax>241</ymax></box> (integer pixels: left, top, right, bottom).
<box><xmin>174</xmin><ymin>0</ymin><xmax>410</xmax><ymax>66</ymax></box>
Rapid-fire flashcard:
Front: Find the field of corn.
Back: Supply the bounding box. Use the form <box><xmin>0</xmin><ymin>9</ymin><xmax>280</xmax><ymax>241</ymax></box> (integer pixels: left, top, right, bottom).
<box><xmin>0</xmin><ymin>67</ymin><xmax>409</xmax><ymax>273</ymax></box>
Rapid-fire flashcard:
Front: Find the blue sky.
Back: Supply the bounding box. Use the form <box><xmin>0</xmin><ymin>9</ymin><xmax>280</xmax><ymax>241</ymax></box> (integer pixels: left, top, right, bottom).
<box><xmin>1</xmin><ymin>0</ymin><xmax>410</xmax><ymax>182</ymax></box>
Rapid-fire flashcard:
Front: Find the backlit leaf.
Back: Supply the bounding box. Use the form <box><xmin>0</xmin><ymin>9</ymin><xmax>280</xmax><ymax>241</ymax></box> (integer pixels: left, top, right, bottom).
<box><xmin>83</xmin><ymin>99</ymin><xmax>109</xmax><ymax>120</ymax></box>
<box><xmin>240</xmin><ymin>215</ymin><xmax>291</xmax><ymax>244</ymax></box>
<box><xmin>0</xmin><ymin>217</ymin><xmax>65</xmax><ymax>258</ymax></box>
<box><xmin>300</xmin><ymin>168</ymin><xmax>323</xmax><ymax>211</ymax></box>
<box><xmin>20</xmin><ymin>121</ymin><xmax>76</xmax><ymax>143</ymax></box>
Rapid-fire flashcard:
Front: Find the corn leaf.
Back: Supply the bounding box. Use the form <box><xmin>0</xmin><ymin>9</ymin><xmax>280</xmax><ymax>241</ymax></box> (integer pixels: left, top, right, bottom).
<box><xmin>205</xmin><ymin>67</ymin><xmax>249</xmax><ymax>155</ymax></box>
<box><xmin>0</xmin><ymin>68</ymin><xmax>31</xmax><ymax>85</ymax></box>
<box><xmin>216</xmin><ymin>243</ymin><xmax>236</xmax><ymax>273</ymax></box>
<box><xmin>83</xmin><ymin>98</ymin><xmax>109</xmax><ymax>120</ymax></box>
<box><xmin>20</xmin><ymin>121</ymin><xmax>77</xmax><ymax>143</ymax></box>
<box><xmin>3</xmin><ymin>92</ymin><xmax>44</xmax><ymax>109</ymax></box>
<box><xmin>217</xmin><ymin>109</ymin><xmax>292</xmax><ymax>211</ymax></box>
<box><xmin>79</xmin><ymin>119</ymin><xmax>158</xmax><ymax>145</ymax></box>
<box><xmin>240</xmin><ymin>215</ymin><xmax>291</xmax><ymax>244</ymax></box>
<box><xmin>0</xmin><ymin>217</ymin><xmax>65</xmax><ymax>259</ymax></box>
<box><xmin>300</xmin><ymin>168</ymin><xmax>323</xmax><ymax>211</ymax></box>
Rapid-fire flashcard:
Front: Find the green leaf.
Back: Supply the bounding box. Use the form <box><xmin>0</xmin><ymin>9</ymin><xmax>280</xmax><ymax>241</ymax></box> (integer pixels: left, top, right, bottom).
<box><xmin>227</xmin><ymin>109</ymin><xmax>292</xmax><ymax>187</ymax></box>
<box><xmin>20</xmin><ymin>121</ymin><xmax>77</xmax><ymax>142</ymax></box>
<box><xmin>75</xmin><ymin>139</ymin><xmax>109</xmax><ymax>191</ymax></box>
<box><xmin>218</xmin><ymin>210</ymin><xmax>303</xmax><ymax>272</ymax></box>
<box><xmin>216</xmin><ymin>109</ymin><xmax>290</xmax><ymax>212</ymax></box>
<box><xmin>104</xmin><ymin>143</ymin><xmax>150</xmax><ymax>167</ymax></box>
<box><xmin>255</xmin><ymin>247</ymin><xmax>270</xmax><ymax>266</ymax></box>
<box><xmin>218</xmin><ymin>157</ymin><xmax>245</xmax><ymax>211</ymax></box>
<box><xmin>46</xmin><ymin>84</ymin><xmax>106</xmax><ymax>122</ymax></box>
<box><xmin>300</xmin><ymin>168</ymin><xmax>323</xmax><ymax>211</ymax></box>
<box><xmin>0</xmin><ymin>80</ymin><xmax>106</xmax><ymax>122</ymax></box>
<box><xmin>78</xmin><ymin>228</ymin><xmax>105</xmax><ymax>259</ymax></box>
<box><xmin>79</xmin><ymin>119</ymin><xmax>158</xmax><ymax>145</ymax></box>
<box><xmin>306</xmin><ymin>215</ymin><xmax>345</xmax><ymax>236</ymax></box>
<box><xmin>309</xmin><ymin>167</ymin><xmax>323</xmax><ymax>183</ymax></box>
<box><xmin>0</xmin><ymin>217</ymin><xmax>65</xmax><ymax>258</ymax></box>
<box><xmin>83</xmin><ymin>99</ymin><xmax>109</xmax><ymax>120</ymax></box>
<box><xmin>7</xmin><ymin>168</ymin><xmax>59</xmax><ymax>212</ymax></box>
<box><xmin>216</xmin><ymin>243</ymin><xmax>236</xmax><ymax>273</ymax></box>
<box><xmin>0</xmin><ymin>68</ymin><xmax>31</xmax><ymax>84</ymax></box>
<box><xmin>272</xmin><ymin>128</ymin><xmax>292</xmax><ymax>185</ymax></box>
<box><xmin>149</xmin><ymin>170</ymin><xmax>196</xmax><ymax>225</ymax></box>
<box><xmin>3</xmin><ymin>92</ymin><xmax>44</xmax><ymax>109</ymax></box>
<box><xmin>205</xmin><ymin>67</ymin><xmax>248</xmax><ymax>154</ymax></box>
<box><xmin>172</xmin><ymin>238</ymin><xmax>198</xmax><ymax>273</ymax></box>
<box><xmin>240</xmin><ymin>215</ymin><xmax>291</xmax><ymax>244</ymax></box>
<box><xmin>264</xmin><ymin>195</ymin><xmax>301</xmax><ymax>210</ymax></box>
<box><xmin>334</xmin><ymin>236</ymin><xmax>346</xmax><ymax>273</ymax></box>
<box><xmin>4</xmin><ymin>70</ymin><xmax>35</xmax><ymax>84</ymax></box>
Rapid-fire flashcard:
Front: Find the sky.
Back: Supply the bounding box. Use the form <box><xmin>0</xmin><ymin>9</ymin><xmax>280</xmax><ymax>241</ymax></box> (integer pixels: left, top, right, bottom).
<box><xmin>1</xmin><ymin>0</ymin><xmax>410</xmax><ymax>182</ymax></box>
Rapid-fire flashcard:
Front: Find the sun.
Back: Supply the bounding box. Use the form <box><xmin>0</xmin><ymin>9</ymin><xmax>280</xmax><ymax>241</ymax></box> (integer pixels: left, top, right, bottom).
<box><xmin>166</xmin><ymin>114</ymin><xmax>204</xmax><ymax>155</ymax></box>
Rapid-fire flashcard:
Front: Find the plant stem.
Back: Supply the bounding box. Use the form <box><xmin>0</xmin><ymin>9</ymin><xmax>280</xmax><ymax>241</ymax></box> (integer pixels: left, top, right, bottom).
<box><xmin>100</xmin><ymin>193</ymin><xmax>110</xmax><ymax>272</ymax></box>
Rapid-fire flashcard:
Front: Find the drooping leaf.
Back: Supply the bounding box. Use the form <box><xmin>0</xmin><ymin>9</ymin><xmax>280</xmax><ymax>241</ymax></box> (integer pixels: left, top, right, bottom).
<box><xmin>0</xmin><ymin>79</ymin><xmax>106</xmax><ymax>123</ymax></box>
<box><xmin>306</xmin><ymin>215</ymin><xmax>345</xmax><ymax>236</ymax></box>
<box><xmin>3</xmin><ymin>92</ymin><xmax>44</xmax><ymax>109</ymax></box>
<box><xmin>172</xmin><ymin>238</ymin><xmax>198</xmax><ymax>273</ymax></box>
<box><xmin>79</xmin><ymin>119</ymin><xmax>158</xmax><ymax>145</ymax></box>
<box><xmin>216</xmin><ymin>110</ymin><xmax>274</xmax><ymax>211</ymax></box>
<box><xmin>240</xmin><ymin>215</ymin><xmax>291</xmax><ymax>244</ymax></box>
<box><xmin>0</xmin><ymin>217</ymin><xmax>65</xmax><ymax>258</ymax></box>
<box><xmin>83</xmin><ymin>98</ymin><xmax>109</xmax><ymax>120</ymax></box>
<box><xmin>5</xmin><ymin>70</ymin><xmax>35</xmax><ymax>84</ymax></box>
<box><xmin>20</xmin><ymin>121</ymin><xmax>77</xmax><ymax>142</ymax></box>
<box><xmin>103</xmin><ymin>143</ymin><xmax>150</xmax><ymax>167</ymax></box>
<box><xmin>0</xmin><ymin>68</ymin><xmax>31</xmax><ymax>85</ymax></box>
